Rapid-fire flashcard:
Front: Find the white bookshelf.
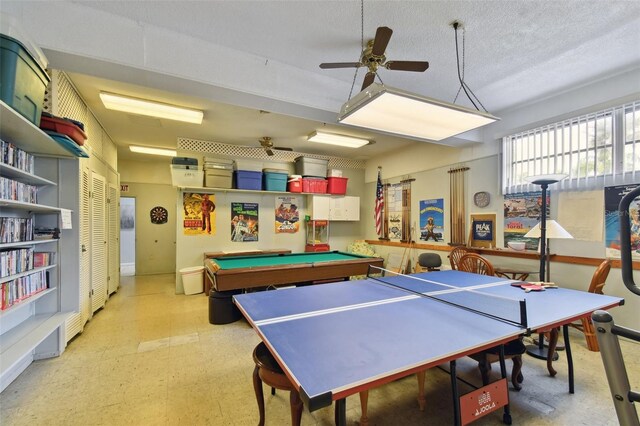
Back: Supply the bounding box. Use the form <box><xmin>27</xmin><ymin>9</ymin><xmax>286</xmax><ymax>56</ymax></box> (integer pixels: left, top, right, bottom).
<box><xmin>0</xmin><ymin>103</ymin><xmax>74</xmax><ymax>392</ymax></box>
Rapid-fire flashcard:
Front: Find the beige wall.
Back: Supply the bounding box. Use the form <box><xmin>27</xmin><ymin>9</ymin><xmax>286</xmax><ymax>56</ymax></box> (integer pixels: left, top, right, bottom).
<box><xmin>174</xmin><ymin>167</ymin><xmax>366</xmax><ymax>293</ymax></box>
<box><xmin>119</xmin><ymin>159</ymin><xmax>176</xmax><ymax>275</ymax></box>
<box><xmin>119</xmin><ymin>158</ymin><xmax>367</xmax><ymax>291</ymax></box>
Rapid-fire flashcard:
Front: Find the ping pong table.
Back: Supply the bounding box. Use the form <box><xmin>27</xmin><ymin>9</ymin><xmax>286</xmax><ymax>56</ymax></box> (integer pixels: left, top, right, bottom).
<box><xmin>233</xmin><ymin>269</ymin><xmax>623</xmax><ymax>425</ymax></box>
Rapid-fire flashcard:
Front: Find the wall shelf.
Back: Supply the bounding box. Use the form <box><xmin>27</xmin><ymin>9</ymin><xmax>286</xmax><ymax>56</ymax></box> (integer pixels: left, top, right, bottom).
<box><xmin>0</xmin><ymin>199</ymin><xmax>63</xmax><ymax>213</ymax></box>
<box><xmin>0</xmin><ymin>265</ymin><xmax>57</xmax><ymax>283</ymax></box>
<box><xmin>0</xmin><ymin>239</ymin><xmax>59</xmax><ymax>250</ymax></box>
<box><xmin>180</xmin><ymin>185</ymin><xmax>341</xmax><ymax>197</ymax></box>
<box><xmin>0</xmin><ymin>288</ymin><xmax>56</xmax><ymax>319</ymax></box>
<box><xmin>0</xmin><ymin>164</ymin><xmax>57</xmax><ymax>186</ymax></box>
<box><xmin>0</xmin><ymin>312</ymin><xmax>71</xmax><ymax>390</ymax></box>
<box><xmin>0</xmin><ymin>101</ymin><xmax>88</xmax><ymax>158</ymax></box>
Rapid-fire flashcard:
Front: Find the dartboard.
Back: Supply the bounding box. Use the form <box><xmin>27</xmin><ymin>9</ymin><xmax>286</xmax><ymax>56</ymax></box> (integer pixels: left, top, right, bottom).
<box><xmin>150</xmin><ymin>206</ymin><xmax>168</xmax><ymax>224</ymax></box>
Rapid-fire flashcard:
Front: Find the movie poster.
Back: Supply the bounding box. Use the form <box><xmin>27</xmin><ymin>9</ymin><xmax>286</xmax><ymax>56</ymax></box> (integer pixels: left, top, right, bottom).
<box><xmin>183</xmin><ymin>192</ymin><xmax>216</xmax><ymax>236</ymax></box>
<box><xmin>419</xmin><ymin>198</ymin><xmax>444</xmax><ymax>242</ymax></box>
<box><xmin>503</xmin><ymin>191</ymin><xmax>547</xmax><ymax>250</ymax></box>
<box><xmin>604</xmin><ymin>184</ymin><xmax>640</xmax><ymax>259</ymax></box>
<box><xmin>231</xmin><ymin>202</ymin><xmax>259</xmax><ymax>242</ymax></box>
<box><xmin>275</xmin><ymin>196</ymin><xmax>300</xmax><ymax>234</ymax></box>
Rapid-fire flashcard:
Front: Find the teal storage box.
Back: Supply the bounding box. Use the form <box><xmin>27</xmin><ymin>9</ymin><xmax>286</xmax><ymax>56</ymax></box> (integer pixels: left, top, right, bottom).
<box><xmin>234</xmin><ymin>170</ymin><xmax>262</xmax><ymax>190</ymax></box>
<box><xmin>0</xmin><ymin>35</ymin><xmax>50</xmax><ymax>126</ymax></box>
<box><xmin>263</xmin><ymin>168</ymin><xmax>288</xmax><ymax>191</ymax></box>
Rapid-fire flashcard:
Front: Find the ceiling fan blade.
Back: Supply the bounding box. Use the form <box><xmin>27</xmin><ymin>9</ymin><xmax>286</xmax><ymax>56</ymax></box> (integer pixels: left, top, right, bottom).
<box><xmin>274</xmin><ymin>147</ymin><xmax>294</xmax><ymax>152</ymax></box>
<box><xmin>371</xmin><ymin>26</ymin><xmax>393</xmax><ymax>56</ymax></box>
<box><xmin>265</xmin><ymin>148</ymin><xmax>274</xmax><ymax>156</ymax></box>
<box><xmin>385</xmin><ymin>61</ymin><xmax>430</xmax><ymax>72</ymax></box>
<box><xmin>362</xmin><ymin>72</ymin><xmax>376</xmax><ymax>91</ymax></box>
<box><xmin>319</xmin><ymin>62</ymin><xmax>361</xmax><ymax>69</ymax></box>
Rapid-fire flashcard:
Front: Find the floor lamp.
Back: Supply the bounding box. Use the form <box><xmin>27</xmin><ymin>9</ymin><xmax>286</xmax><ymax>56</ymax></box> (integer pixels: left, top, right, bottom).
<box><xmin>523</xmin><ymin>174</ymin><xmax>570</xmax><ymax>360</ymax></box>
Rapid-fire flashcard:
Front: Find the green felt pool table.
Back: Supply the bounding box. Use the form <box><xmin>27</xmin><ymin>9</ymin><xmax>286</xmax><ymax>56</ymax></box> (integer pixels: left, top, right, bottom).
<box><xmin>205</xmin><ymin>251</ymin><xmax>384</xmax><ymax>291</ymax></box>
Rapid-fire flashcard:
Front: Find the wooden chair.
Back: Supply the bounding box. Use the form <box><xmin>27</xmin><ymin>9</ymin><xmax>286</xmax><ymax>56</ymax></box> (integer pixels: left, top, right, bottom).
<box><xmin>456</xmin><ymin>253</ymin><xmax>525</xmax><ymax>390</ymax></box>
<box><xmin>448</xmin><ymin>246</ymin><xmax>469</xmax><ymax>270</ymax></box>
<box><xmin>457</xmin><ymin>253</ymin><xmax>495</xmax><ymax>276</ymax></box>
<box><xmin>569</xmin><ymin>259</ymin><xmax>612</xmax><ymax>351</ymax></box>
<box><xmin>253</xmin><ymin>342</ymin><xmax>303</xmax><ymax>426</ymax></box>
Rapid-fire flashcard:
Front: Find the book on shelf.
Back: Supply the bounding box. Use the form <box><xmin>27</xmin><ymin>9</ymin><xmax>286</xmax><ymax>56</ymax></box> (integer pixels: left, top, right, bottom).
<box><xmin>0</xmin><ymin>176</ymin><xmax>37</xmax><ymax>203</ymax></box>
<box><xmin>0</xmin><ymin>217</ymin><xmax>34</xmax><ymax>242</ymax></box>
<box><xmin>33</xmin><ymin>251</ymin><xmax>55</xmax><ymax>268</ymax></box>
<box><xmin>0</xmin><ymin>247</ymin><xmax>34</xmax><ymax>278</ymax></box>
<box><xmin>1</xmin><ymin>139</ymin><xmax>35</xmax><ymax>174</ymax></box>
<box><xmin>1</xmin><ymin>270</ymin><xmax>48</xmax><ymax>310</ymax></box>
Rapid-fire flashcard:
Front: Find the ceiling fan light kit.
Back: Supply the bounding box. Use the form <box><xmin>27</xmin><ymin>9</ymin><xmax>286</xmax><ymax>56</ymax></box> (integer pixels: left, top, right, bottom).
<box><xmin>307</xmin><ymin>131</ymin><xmax>370</xmax><ymax>148</ymax></box>
<box><xmin>99</xmin><ymin>92</ymin><xmax>204</xmax><ymax>124</ymax></box>
<box><xmin>258</xmin><ymin>136</ymin><xmax>293</xmax><ymax>156</ymax></box>
<box><xmin>338</xmin><ymin>83</ymin><xmax>499</xmax><ymax>141</ymax></box>
<box><xmin>319</xmin><ymin>26</ymin><xmax>429</xmax><ymax>92</ymax></box>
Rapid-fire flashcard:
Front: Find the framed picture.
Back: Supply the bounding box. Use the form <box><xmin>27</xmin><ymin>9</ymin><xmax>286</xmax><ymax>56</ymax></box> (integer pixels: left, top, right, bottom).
<box><xmin>469</xmin><ymin>213</ymin><xmax>496</xmax><ymax>248</ymax></box>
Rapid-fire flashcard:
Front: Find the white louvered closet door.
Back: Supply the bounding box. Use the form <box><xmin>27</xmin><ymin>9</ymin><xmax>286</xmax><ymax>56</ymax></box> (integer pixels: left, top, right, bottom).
<box><xmin>107</xmin><ymin>183</ymin><xmax>120</xmax><ymax>295</ymax></box>
<box><xmin>91</xmin><ymin>173</ymin><xmax>108</xmax><ymax>313</ymax></box>
<box><xmin>80</xmin><ymin>167</ymin><xmax>92</xmax><ymax>321</ymax></box>
<box><xmin>65</xmin><ymin>165</ymin><xmax>92</xmax><ymax>342</ymax></box>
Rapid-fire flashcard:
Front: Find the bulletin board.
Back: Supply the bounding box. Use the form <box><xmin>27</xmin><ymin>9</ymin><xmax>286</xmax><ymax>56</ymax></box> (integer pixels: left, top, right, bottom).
<box><xmin>468</xmin><ymin>213</ymin><xmax>496</xmax><ymax>248</ymax></box>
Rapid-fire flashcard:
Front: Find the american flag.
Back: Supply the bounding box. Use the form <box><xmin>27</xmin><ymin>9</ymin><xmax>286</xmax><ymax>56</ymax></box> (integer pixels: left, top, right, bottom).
<box><xmin>375</xmin><ymin>169</ymin><xmax>384</xmax><ymax>236</ymax></box>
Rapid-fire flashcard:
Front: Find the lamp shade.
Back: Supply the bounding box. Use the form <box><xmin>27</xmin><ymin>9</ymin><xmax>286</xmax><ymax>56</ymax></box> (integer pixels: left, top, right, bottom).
<box><xmin>337</xmin><ymin>83</ymin><xmax>499</xmax><ymax>142</ymax></box>
<box><xmin>524</xmin><ymin>220</ymin><xmax>573</xmax><ymax>239</ymax></box>
<box><xmin>525</xmin><ymin>174</ymin><xmax>569</xmax><ymax>186</ymax></box>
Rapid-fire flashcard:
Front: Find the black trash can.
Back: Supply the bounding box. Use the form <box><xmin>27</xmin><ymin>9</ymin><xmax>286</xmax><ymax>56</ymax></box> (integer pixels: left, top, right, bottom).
<box><xmin>209</xmin><ymin>289</ymin><xmax>242</xmax><ymax>325</ymax></box>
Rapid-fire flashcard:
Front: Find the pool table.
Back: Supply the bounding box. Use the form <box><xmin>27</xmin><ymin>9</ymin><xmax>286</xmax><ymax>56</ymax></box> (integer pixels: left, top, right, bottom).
<box><xmin>206</xmin><ymin>251</ymin><xmax>384</xmax><ymax>291</ymax></box>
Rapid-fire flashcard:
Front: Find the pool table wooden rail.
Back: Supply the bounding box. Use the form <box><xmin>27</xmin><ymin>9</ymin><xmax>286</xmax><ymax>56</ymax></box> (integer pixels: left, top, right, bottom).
<box><xmin>208</xmin><ymin>253</ymin><xmax>384</xmax><ymax>292</ymax></box>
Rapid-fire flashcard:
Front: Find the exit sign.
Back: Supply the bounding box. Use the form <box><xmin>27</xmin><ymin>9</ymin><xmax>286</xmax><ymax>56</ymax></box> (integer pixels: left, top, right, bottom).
<box><xmin>120</xmin><ymin>184</ymin><xmax>129</xmax><ymax>192</ymax></box>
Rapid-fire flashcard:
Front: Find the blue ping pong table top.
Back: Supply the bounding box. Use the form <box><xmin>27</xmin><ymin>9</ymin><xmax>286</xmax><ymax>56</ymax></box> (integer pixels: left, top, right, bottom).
<box><xmin>233</xmin><ymin>270</ymin><xmax>623</xmax><ymax>409</ymax></box>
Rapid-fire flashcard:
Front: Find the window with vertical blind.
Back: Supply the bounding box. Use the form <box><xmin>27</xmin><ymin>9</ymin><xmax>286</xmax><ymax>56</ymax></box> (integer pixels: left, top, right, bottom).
<box><xmin>502</xmin><ymin>100</ymin><xmax>640</xmax><ymax>193</ymax></box>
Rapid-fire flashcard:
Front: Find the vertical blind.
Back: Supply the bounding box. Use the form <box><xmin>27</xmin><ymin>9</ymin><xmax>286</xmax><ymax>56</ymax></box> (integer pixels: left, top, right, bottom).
<box><xmin>502</xmin><ymin>100</ymin><xmax>640</xmax><ymax>194</ymax></box>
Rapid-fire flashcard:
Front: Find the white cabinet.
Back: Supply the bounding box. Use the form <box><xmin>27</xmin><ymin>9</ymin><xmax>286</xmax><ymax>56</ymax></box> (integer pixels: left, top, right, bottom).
<box><xmin>310</xmin><ymin>195</ymin><xmax>360</xmax><ymax>221</ymax></box>
<box><xmin>0</xmin><ymin>101</ymin><xmax>77</xmax><ymax>392</ymax></box>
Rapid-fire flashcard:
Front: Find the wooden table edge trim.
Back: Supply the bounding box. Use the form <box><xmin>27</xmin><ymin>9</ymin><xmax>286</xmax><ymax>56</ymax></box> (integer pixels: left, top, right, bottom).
<box><xmin>365</xmin><ymin>240</ymin><xmax>640</xmax><ymax>270</ymax></box>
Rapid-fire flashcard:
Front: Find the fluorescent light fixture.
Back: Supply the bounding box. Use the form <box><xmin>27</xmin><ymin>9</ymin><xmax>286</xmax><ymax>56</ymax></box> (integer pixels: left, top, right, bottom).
<box><xmin>129</xmin><ymin>145</ymin><xmax>177</xmax><ymax>157</ymax></box>
<box><xmin>307</xmin><ymin>131</ymin><xmax>369</xmax><ymax>148</ymax></box>
<box><xmin>100</xmin><ymin>92</ymin><xmax>203</xmax><ymax>124</ymax></box>
<box><xmin>338</xmin><ymin>83</ymin><xmax>499</xmax><ymax>141</ymax></box>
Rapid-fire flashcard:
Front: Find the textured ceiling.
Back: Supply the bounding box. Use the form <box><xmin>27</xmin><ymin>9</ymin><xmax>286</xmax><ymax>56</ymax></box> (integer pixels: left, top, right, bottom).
<box><xmin>3</xmin><ymin>1</ymin><xmax>639</xmax><ymax>160</ymax></box>
<box><xmin>73</xmin><ymin>0</ymin><xmax>640</xmax><ymax>111</ymax></box>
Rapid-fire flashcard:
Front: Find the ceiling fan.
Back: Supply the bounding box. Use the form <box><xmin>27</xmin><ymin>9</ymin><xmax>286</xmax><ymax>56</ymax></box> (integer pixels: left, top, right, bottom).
<box><xmin>320</xmin><ymin>26</ymin><xmax>429</xmax><ymax>91</ymax></box>
<box><xmin>258</xmin><ymin>136</ymin><xmax>293</xmax><ymax>156</ymax></box>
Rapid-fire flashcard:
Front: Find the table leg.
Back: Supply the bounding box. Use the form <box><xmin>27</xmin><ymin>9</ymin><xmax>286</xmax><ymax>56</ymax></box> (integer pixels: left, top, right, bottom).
<box><xmin>525</xmin><ymin>332</ymin><xmax>559</xmax><ymax>362</ymax></box>
<box><xmin>450</xmin><ymin>360</ymin><xmax>461</xmax><ymax>426</ymax></box>
<box><xmin>335</xmin><ymin>398</ymin><xmax>346</xmax><ymax>426</ymax></box>
<box><xmin>546</xmin><ymin>328</ymin><xmax>559</xmax><ymax>377</ymax></box>
<box><xmin>359</xmin><ymin>390</ymin><xmax>369</xmax><ymax>426</ymax></box>
<box><xmin>416</xmin><ymin>370</ymin><xmax>426</xmax><ymax>411</ymax></box>
<box><xmin>563</xmin><ymin>324</ymin><xmax>574</xmax><ymax>394</ymax></box>
<box><xmin>252</xmin><ymin>366</ymin><xmax>266</xmax><ymax>426</ymax></box>
<box><xmin>498</xmin><ymin>346</ymin><xmax>513</xmax><ymax>425</ymax></box>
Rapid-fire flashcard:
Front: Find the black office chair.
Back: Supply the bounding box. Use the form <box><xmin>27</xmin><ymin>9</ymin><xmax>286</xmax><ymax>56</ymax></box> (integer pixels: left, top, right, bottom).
<box><xmin>415</xmin><ymin>253</ymin><xmax>442</xmax><ymax>273</ymax></box>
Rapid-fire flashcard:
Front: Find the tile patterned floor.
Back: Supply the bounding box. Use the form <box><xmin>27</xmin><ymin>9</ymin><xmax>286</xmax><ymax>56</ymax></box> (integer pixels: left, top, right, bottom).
<box><xmin>1</xmin><ymin>273</ymin><xmax>637</xmax><ymax>425</ymax></box>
